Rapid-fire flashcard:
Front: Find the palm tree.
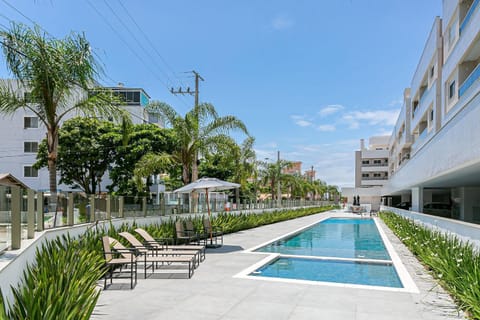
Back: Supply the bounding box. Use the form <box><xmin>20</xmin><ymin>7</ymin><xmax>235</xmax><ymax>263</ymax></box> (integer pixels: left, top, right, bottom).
<box><xmin>0</xmin><ymin>23</ymin><xmax>122</xmax><ymax>198</ymax></box>
<box><xmin>148</xmin><ymin>100</ymin><xmax>249</xmax><ymax>184</ymax></box>
<box><xmin>259</xmin><ymin>160</ymin><xmax>292</xmax><ymax>201</ymax></box>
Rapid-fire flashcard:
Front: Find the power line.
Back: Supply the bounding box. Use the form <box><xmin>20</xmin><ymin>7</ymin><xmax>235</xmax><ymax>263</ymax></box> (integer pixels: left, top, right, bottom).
<box><xmin>86</xmin><ymin>0</ymin><xmax>190</xmax><ymax>110</ymax></box>
<box><xmin>0</xmin><ymin>0</ymin><xmax>52</xmax><ymax>36</ymax></box>
<box><xmin>116</xmin><ymin>0</ymin><xmax>189</xmax><ymax>89</ymax></box>
<box><xmin>102</xmin><ymin>0</ymin><xmax>175</xmax><ymax>86</ymax></box>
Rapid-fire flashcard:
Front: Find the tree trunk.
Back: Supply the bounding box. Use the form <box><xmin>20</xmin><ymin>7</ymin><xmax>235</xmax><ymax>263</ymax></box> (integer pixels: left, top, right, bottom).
<box><xmin>191</xmin><ymin>151</ymin><xmax>198</xmax><ymax>182</ymax></box>
<box><xmin>47</xmin><ymin>127</ymin><xmax>59</xmax><ymax>218</ymax></box>
<box><xmin>182</xmin><ymin>163</ymin><xmax>190</xmax><ymax>184</ymax></box>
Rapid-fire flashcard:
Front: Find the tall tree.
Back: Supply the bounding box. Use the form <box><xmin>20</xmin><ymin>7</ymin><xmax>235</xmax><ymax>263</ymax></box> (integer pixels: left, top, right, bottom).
<box><xmin>34</xmin><ymin>117</ymin><xmax>116</xmax><ymax>194</ymax></box>
<box><xmin>0</xmin><ymin>23</ymin><xmax>122</xmax><ymax>199</ymax></box>
<box><xmin>108</xmin><ymin>123</ymin><xmax>177</xmax><ymax>195</ymax></box>
<box><xmin>149</xmin><ymin>100</ymin><xmax>249</xmax><ymax>184</ymax></box>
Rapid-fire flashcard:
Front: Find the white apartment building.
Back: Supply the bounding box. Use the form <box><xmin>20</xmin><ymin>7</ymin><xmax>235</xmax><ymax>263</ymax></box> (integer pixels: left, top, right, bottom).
<box><xmin>0</xmin><ymin>80</ymin><xmax>161</xmax><ymax>191</ymax></box>
<box><xmin>355</xmin><ymin>136</ymin><xmax>390</xmax><ymax>188</ymax></box>
<box><xmin>383</xmin><ymin>0</ymin><xmax>480</xmax><ymax>223</ymax></box>
<box><xmin>343</xmin><ymin>136</ymin><xmax>389</xmax><ymax>210</ymax></box>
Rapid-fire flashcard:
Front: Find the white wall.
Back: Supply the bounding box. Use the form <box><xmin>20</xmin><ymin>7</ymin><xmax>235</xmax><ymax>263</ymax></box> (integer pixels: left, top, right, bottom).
<box><xmin>383</xmin><ymin>90</ymin><xmax>480</xmax><ymax>194</ymax></box>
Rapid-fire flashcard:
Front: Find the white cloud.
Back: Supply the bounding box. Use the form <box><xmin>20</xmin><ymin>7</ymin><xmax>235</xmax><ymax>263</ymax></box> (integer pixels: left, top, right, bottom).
<box><xmin>318</xmin><ymin>105</ymin><xmax>344</xmax><ymax>117</ymax></box>
<box><xmin>291</xmin><ymin>115</ymin><xmax>312</xmax><ymax>127</ymax></box>
<box><xmin>388</xmin><ymin>98</ymin><xmax>403</xmax><ymax>107</ymax></box>
<box><xmin>271</xmin><ymin>15</ymin><xmax>294</xmax><ymax>30</ymax></box>
<box><xmin>342</xmin><ymin>109</ymin><xmax>400</xmax><ymax>129</ymax></box>
<box><xmin>317</xmin><ymin>124</ymin><xmax>336</xmax><ymax>132</ymax></box>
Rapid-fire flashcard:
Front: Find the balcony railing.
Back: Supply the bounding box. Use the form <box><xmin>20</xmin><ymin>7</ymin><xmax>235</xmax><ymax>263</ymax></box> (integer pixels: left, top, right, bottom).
<box><xmin>361</xmin><ymin>176</ymin><xmax>388</xmax><ymax>181</ymax></box>
<box><xmin>459</xmin><ymin>63</ymin><xmax>480</xmax><ymax>97</ymax></box>
<box><xmin>460</xmin><ymin>0</ymin><xmax>480</xmax><ymax>35</ymax></box>
<box><xmin>361</xmin><ymin>163</ymin><xmax>388</xmax><ymax>167</ymax></box>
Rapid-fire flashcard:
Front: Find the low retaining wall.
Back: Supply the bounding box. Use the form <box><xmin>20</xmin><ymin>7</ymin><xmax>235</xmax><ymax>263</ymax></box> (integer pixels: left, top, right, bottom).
<box><xmin>381</xmin><ymin>206</ymin><xmax>480</xmax><ymax>250</ymax></box>
<box><xmin>0</xmin><ymin>205</ymin><xmax>322</xmax><ymax>306</ymax></box>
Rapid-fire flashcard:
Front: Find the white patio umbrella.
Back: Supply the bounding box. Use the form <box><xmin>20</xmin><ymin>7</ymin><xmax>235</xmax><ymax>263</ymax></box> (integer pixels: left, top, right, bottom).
<box><xmin>174</xmin><ymin>177</ymin><xmax>240</xmax><ymax>244</ymax></box>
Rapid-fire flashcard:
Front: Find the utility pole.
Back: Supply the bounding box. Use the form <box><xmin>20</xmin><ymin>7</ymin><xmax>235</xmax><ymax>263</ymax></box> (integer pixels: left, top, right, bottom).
<box><xmin>170</xmin><ymin>71</ymin><xmax>204</xmax><ymax>213</ymax></box>
<box><xmin>170</xmin><ymin>70</ymin><xmax>204</xmax><ymax>182</ymax></box>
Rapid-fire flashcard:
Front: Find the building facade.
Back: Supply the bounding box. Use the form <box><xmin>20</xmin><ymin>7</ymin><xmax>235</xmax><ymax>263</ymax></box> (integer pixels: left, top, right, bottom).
<box><xmin>355</xmin><ymin>136</ymin><xmax>390</xmax><ymax>188</ymax></box>
<box><xmin>382</xmin><ymin>0</ymin><xmax>480</xmax><ymax>223</ymax></box>
<box><xmin>0</xmin><ymin>80</ymin><xmax>161</xmax><ymax>191</ymax></box>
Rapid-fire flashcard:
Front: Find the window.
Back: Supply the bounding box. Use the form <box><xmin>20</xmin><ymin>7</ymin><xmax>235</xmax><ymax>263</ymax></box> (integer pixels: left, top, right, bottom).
<box><xmin>362</xmin><ymin>173</ymin><xmax>369</xmax><ymax>178</ymax></box>
<box><xmin>373</xmin><ymin>173</ymin><xmax>382</xmax><ymax>177</ymax></box>
<box><xmin>430</xmin><ymin>65</ymin><xmax>435</xmax><ymax>78</ymax></box>
<box><xmin>24</xmin><ymin>117</ymin><xmax>38</xmax><ymax>129</ymax></box>
<box><xmin>24</xmin><ymin>166</ymin><xmax>38</xmax><ymax>177</ymax></box>
<box><xmin>448</xmin><ymin>21</ymin><xmax>457</xmax><ymax>47</ymax></box>
<box><xmin>373</xmin><ymin>160</ymin><xmax>381</xmax><ymax>164</ymax></box>
<box><xmin>430</xmin><ymin>109</ymin><xmax>434</xmax><ymax>121</ymax></box>
<box><xmin>449</xmin><ymin>80</ymin><xmax>456</xmax><ymax>99</ymax></box>
<box><xmin>24</xmin><ymin>141</ymin><xmax>38</xmax><ymax>153</ymax></box>
<box><xmin>362</xmin><ymin>160</ymin><xmax>369</xmax><ymax>165</ymax></box>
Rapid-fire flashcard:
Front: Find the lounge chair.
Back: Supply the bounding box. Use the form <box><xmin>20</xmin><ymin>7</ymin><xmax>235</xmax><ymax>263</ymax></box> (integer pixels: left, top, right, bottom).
<box><xmin>185</xmin><ymin>220</ymin><xmax>207</xmax><ymax>246</ymax></box>
<box><xmin>109</xmin><ymin>236</ymin><xmax>195</xmax><ymax>279</ymax></box>
<box><xmin>203</xmin><ymin>218</ymin><xmax>224</xmax><ymax>247</ymax></box>
<box><xmin>101</xmin><ymin>236</ymin><xmax>138</xmax><ymax>289</ymax></box>
<box><xmin>175</xmin><ymin>220</ymin><xmax>201</xmax><ymax>245</ymax></box>
<box><xmin>135</xmin><ymin>227</ymin><xmax>205</xmax><ymax>261</ymax></box>
<box><xmin>119</xmin><ymin>231</ymin><xmax>200</xmax><ymax>268</ymax></box>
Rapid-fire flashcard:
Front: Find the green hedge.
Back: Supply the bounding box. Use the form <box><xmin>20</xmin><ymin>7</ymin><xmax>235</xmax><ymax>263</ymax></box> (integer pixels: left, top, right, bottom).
<box><xmin>380</xmin><ymin>211</ymin><xmax>480</xmax><ymax>319</ymax></box>
<box><xmin>0</xmin><ymin>206</ymin><xmax>334</xmax><ymax>319</ymax></box>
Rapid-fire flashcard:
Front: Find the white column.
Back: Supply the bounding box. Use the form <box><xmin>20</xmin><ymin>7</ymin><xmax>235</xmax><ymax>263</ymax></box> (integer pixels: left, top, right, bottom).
<box><xmin>411</xmin><ymin>187</ymin><xmax>423</xmax><ymax>212</ymax></box>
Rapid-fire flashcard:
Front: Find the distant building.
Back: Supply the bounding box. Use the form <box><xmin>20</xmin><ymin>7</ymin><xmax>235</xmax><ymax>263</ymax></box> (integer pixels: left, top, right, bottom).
<box><xmin>343</xmin><ymin>136</ymin><xmax>390</xmax><ymax>211</ymax></box>
<box><xmin>355</xmin><ymin>136</ymin><xmax>390</xmax><ymax>188</ymax></box>
<box><xmin>304</xmin><ymin>168</ymin><xmax>316</xmax><ymax>182</ymax></box>
<box><xmin>282</xmin><ymin>161</ymin><xmax>302</xmax><ymax>175</ymax></box>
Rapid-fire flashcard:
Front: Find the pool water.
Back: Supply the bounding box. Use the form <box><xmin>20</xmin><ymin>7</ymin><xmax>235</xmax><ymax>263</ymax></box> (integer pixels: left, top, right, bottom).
<box><xmin>250</xmin><ymin>218</ymin><xmax>404</xmax><ymax>288</ymax></box>
<box><xmin>256</xmin><ymin>218</ymin><xmax>390</xmax><ymax>260</ymax></box>
<box><xmin>252</xmin><ymin>257</ymin><xmax>403</xmax><ymax>288</ymax></box>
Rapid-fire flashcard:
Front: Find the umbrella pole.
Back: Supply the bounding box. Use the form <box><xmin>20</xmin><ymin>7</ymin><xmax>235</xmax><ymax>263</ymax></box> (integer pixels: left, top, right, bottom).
<box><xmin>205</xmin><ymin>188</ymin><xmax>213</xmax><ymax>244</ymax></box>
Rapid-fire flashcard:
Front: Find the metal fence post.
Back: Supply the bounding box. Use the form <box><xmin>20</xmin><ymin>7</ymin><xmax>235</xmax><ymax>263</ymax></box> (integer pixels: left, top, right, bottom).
<box><xmin>119</xmin><ymin>196</ymin><xmax>124</xmax><ymax>218</ymax></box>
<box><xmin>67</xmin><ymin>192</ymin><xmax>74</xmax><ymax>226</ymax></box>
<box><xmin>90</xmin><ymin>195</ymin><xmax>95</xmax><ymax>222</ymax></box>
<box><xmin>143</xmin><ymin>197</ymin><xmax>147</xmax><ymax>217</ymax></box>
<box><xmin>106</xmin><ymin>195</ymin><xmax>111</xmax><ymax>220</ymax></box>
<box><xmin>11</xmin><ymin>185</ymin><xmax>21</xmax><ymax>250</ymax></box>
<box><xmin>27</xmin><ymin>189</ymin><xmax>35</xmax><ymax>239</ymax></box>
<box><xmin>36</xmin><ymin>191</ymin><xmax>44</xmax><ymax>231</ymax></box>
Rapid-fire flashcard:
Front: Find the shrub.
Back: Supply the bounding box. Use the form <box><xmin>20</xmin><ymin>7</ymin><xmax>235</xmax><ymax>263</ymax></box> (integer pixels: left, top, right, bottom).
<box><xmin>380</xmin><ymin>211</ymin><xmax>480</xmax><ymax>319</ymax></box>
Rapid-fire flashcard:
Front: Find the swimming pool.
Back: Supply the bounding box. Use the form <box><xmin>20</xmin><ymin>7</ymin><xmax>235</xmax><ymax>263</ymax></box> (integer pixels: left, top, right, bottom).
<box><xmin>237</xmin><ymin>217</ymin><xmax>417</xmax><ymax>291</ymax></box>
<box><xmin>252</xmin><ymin>257</ymin><xmax>403</xmax><ymax>288</ymax></box>
<box><xmin>256</xmin><ymin>218</ymin><xmax>390</xmax><ymax>260</ymax></box>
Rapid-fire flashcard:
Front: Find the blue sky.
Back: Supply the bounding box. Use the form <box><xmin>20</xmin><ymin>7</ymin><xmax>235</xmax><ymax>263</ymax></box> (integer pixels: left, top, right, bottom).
<box><xmin>0</xmin><ymin>0</ymin><xmax>442</xmax><ymax>187</ymax></box>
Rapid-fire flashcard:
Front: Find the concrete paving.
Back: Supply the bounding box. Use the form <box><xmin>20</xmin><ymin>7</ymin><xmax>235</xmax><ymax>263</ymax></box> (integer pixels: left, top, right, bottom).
<box><xmin>92</xmin><ymin>210</ymin><xmax>465</xmax><ymax>320</ymax></box>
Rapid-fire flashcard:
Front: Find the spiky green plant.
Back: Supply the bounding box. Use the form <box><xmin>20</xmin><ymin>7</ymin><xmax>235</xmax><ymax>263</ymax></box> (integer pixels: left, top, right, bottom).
<box><xmin>2</xmin><ymin>235</ymin><xmax>104</xmax><ymax>320</ymax></box>
<box><xmin>380</xmin><ymin>211</ymin><xmax>480</xmax><ymax>319</ymax></box>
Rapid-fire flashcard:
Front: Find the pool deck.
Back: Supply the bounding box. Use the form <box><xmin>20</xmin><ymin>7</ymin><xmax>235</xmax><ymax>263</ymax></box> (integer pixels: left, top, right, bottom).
<box><xmin>92</xmin><ymin>210</ymin><xmax>465</xmax><ymax>320</ymax></box>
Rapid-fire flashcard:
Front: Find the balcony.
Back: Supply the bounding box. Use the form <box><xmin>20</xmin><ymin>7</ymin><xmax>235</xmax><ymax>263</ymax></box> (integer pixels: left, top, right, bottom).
<box><xmin>361</xmin><ymin>163</ymin><xmax>388</xmax><ymax>167</ymax></box>
<box><xmin>411</xmin><ymin>128</ymin><xmax>429</xmax><ymax>155</ymax></box>
<box><xmin>361</xmin><ymin>176</ymin><xmax>388</xmax><ymax>181</ymax></box>
<box><xmin>460</xmin><ymin>0</ymin><xmax>480</xmax><ymax>35</ymax></box>
<box><xmin>459</xmin><ymin>63</ymin><xmax>480</xmax><ymax>97</ymax></box>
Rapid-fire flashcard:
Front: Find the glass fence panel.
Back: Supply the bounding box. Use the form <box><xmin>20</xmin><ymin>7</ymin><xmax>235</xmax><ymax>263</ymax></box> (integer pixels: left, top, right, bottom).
<box><xmin>123</xmin><ymin>196</ymin><xmax>143</xmax><ymax>218</ymax></box>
